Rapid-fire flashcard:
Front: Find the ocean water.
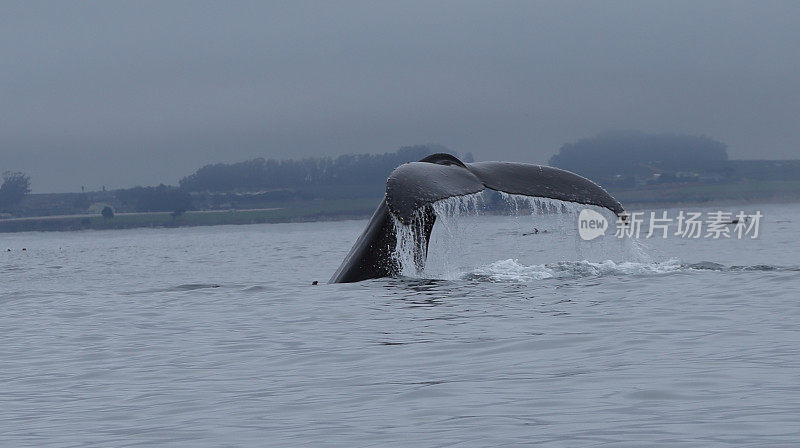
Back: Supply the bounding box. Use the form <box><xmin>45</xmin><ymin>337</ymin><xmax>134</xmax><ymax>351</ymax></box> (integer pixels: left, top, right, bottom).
<box><xmin>2</xmin><ymin>200</ymin><xmax>799</xmax><ymax>447</ymax></box>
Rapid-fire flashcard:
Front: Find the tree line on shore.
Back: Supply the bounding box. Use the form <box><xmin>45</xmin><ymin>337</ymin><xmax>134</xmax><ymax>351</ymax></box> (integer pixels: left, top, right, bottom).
<box><xmin>5</xmin><ymin>134</ymin><xmax>799</xmax><ymax>218</ymax></box>
<box><xmin>548</xmin><ymin>131</ymin><xmax>730</xmax><ymax>187</ymax></box>
<box><xmin>178</xmin><ymin>145</ymin><xmax>448</xmax><ymax>192</ymax></box>
<box><xmin>2</xmin><ymin>145</ymin><xmax>451</xmax><ymax>216</ymax></box>
<box><xmin>548</xmin><ymin>131</ymin><xmax>800</xmax><ymax>189</ymax></box>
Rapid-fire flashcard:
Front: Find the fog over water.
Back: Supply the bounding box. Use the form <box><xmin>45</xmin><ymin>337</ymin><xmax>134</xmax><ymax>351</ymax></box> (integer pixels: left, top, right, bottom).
<box><xmin>2</xmin><ymin>1</ymin><xmax>799</xmax><ymax>192</ymax></box>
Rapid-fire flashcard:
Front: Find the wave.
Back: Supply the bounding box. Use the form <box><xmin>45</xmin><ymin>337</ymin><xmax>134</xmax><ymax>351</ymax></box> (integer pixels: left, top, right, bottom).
<box><xmin>121</xmin><ymin>283</ymin><xmax>222</xmax><ymax>295</ymax></box>
<box><xmin>461</xmin><ymin>259</ymin><xmax>798</xmax><ymax>282</ymax></box>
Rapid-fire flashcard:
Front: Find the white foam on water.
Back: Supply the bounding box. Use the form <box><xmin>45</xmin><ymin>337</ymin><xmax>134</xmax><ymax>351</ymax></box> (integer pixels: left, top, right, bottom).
<box><xmin>466</xmin><ymin>258</ymin><xmax>683</xmax><ymax>282</ymax></box>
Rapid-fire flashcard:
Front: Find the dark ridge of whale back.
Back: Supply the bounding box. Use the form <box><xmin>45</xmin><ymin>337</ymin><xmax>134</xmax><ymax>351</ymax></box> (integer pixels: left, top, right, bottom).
<box><xmin>417</xmin><ymin>152</ymin><xmax>468</xmax><ymax>168</ymax></box>
<box><xmin>465</xmin><ymin>161</ymin><xmax>625</xmax><ymax>216</ymax></box>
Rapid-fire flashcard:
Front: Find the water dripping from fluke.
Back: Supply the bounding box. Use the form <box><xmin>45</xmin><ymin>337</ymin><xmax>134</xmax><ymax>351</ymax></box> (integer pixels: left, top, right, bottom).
<box><xmin>389</xmin><ymin>191</ymin><xmax>645</xmax><ymax>282</ymax></box>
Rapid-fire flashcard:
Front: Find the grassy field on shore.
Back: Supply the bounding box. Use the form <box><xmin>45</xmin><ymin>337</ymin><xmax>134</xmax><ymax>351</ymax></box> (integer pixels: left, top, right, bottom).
<box><xmin>0</xmin><ymin>198</ymin><xmax>381</xmax><ymax>233</ymax></box>
<box><xmin>612</xmin><ymin>180</ymin><xmax>800</xmax><ymax>206</ymax></box>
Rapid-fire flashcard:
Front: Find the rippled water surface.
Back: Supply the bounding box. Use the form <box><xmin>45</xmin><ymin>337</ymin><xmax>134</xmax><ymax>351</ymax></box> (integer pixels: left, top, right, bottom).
<box><xmin>2</xmin><ymin>202</ymin><xmax>799</xmax><ymax>447</ymax></box>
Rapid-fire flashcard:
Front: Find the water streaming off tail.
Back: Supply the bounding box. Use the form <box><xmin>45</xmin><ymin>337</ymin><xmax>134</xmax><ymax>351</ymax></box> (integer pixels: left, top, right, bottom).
<box><xmin>391</xmin><ymin>193</ymin><xmax>484</xmax><ymax>278</ymax></box>
<box><xmin>392</xmin><ymin>192</ymin><xmax>648</xmax><ymax>280</ymax></box>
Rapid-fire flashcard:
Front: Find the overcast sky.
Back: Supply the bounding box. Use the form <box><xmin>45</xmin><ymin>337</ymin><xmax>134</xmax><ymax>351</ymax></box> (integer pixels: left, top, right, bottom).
<box><xmin>2</xmin><ymin>1</ymin><xmax>798</xmax><ymax>192</ymax></box>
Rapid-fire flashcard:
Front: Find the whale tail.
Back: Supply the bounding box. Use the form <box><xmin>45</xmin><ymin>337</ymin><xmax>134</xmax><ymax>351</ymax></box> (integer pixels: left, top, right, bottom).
<box><xmin>330</xmin><ymin>153</ymin><xmax>625</xmax><ymax>283</ymax></box>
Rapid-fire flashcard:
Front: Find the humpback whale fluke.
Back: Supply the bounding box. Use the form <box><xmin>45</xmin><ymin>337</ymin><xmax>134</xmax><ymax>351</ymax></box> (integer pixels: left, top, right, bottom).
<box><xmin>330</xmin><ymin>153</ymin><xmax>625</xmax><ymax>283</ymax></box>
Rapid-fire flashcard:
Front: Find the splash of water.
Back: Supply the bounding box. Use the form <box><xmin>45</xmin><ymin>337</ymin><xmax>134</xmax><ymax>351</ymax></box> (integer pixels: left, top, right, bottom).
<box><xmin>392</xmin><ymin>192</ymin><xmax>649</xmax><ymax>280</ymax></box>
<box><xmin>391</xmin><ymin>193</ymin><xmax>484</xmax><ymax>277</ymax></box>
<box><xmin>466</xmin><ymin>258</ymin><xmax>685</xmax><ymax>282</ymax></box>
<box><xmin>391</xmin><ymin>210</ymin><xmax>430</xmax><ymax>277</ymax></box>
<box><xmin>429</xmin><ymin>193</ymin><xmax>485</xmax><ymax>244</ymax></box>
<box><xmin>463</xmin><ymin>258</ymin><xmax>800</xmax><ymax>283</ymax></box>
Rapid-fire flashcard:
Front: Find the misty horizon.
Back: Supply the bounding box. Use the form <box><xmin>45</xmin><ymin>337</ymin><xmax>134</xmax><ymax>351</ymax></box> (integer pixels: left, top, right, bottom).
<box><xmin>2</xmin><ymin>1</ymin><xmax>799</xmax><ymax>193</ymax></box>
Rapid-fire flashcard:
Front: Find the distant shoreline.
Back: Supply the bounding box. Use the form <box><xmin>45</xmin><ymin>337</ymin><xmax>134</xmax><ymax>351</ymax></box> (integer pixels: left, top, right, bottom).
<box><xmin>1</xmin><ymin>181</ymin><xmax>798</xmax><ymax>233</ymax></box>
<box><xmin>0</xmin><ymin>199</ymin><xmax>381</xmax><ymax>233</ymax></box>
<box><xmin>623</xmin><ymin>196</ymin><xmax>800</xmax><ymax>211</ymax></box>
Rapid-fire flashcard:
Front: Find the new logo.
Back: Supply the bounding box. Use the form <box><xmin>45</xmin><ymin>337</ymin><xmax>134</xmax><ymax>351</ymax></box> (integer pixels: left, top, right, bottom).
<box><xmin>578</xmin><ymin>209</ymin><xmax>608</xmax><ymax>241</ymax></box>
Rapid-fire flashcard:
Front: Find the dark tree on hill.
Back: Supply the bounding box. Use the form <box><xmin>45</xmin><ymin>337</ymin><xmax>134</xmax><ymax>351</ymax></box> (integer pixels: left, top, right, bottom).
<box><xmin>0</xmin><ymin>171</ymin><xmax>31</xmax><ymax>210</ymax></box>
<box><xmin>100</xmin><ymin>205</ymin><xmax>114</xmax><ymax>219</ymax></box>
<box><xmin>101</xmin><ymin>206</ymin><xmax>114</xmax><ymax>219</ymax></box>
<box><xmin>548</xmin><ymin>132</ymin><xmax>728</xmax><ymax>180</ymax></box>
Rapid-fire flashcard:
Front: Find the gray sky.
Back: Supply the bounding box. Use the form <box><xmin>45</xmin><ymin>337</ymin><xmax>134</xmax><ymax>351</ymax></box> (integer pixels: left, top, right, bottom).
<box><xmin>2</xmin><ymin>1</ymin><xmax>798</xmax><ymax>192</ymax></box>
